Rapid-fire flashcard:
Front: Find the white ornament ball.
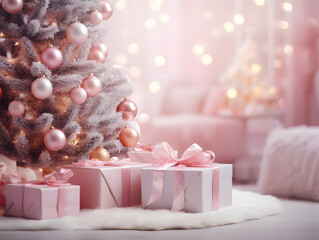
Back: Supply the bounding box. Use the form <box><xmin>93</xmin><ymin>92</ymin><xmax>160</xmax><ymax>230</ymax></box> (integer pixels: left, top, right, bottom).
<box><xmin>31</xmin><ymin>77</ymin><xmax>53</xmax><ymax>100</ymax></box>
<box><xmin>89</xmin><ymin>11</ymin><xmax>104</xmax><ymax>25</ymax></box>
<box><xmin>66</xmin><ymin>22</ymin><xmax>89</xmax><ymax>45</ymax></box>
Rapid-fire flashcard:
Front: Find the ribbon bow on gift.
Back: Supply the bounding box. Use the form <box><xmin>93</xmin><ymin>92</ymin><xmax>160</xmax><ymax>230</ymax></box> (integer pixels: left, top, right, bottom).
<box><xmin>42</xmin><ymin>168</ymin><xmax>73</xmax><ymax>187</ymax></box>
<box><xmin>133</xmin><ymin>143</ymin><xmax>153</xmax><ymax>152</ymax></box>
<box><xmin>152</xmin><ymin>141</ymin><xmax>215</xmax><ymax>169</ymax></box>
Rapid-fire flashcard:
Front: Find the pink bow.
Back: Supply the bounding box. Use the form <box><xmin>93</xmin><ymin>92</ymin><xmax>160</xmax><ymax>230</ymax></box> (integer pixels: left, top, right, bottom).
<box><xmin>152</xmin><ymin>142</ymin><xmax>215</xmax><ymax>169</ymax></box>
<box><xmin>73</xmin><ymin>157</ymin><xmax>137</xmax><ymax>167</ymax></box>
<box><xmin>42</xmin><ymin>168</ymin><xmax>73</xmax><ymax>187</ymax></box>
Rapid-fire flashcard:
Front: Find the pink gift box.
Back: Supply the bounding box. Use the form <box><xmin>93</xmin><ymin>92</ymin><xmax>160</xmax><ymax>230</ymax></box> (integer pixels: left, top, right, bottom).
<box><xmin>64</xmin><ymin>162</ymin><xmax>151</xmax><ymax>209</ymax></box>
<box><xmin>141</xmin><ymin>164</ymin><xmax>232</xmax><ymax>213</ymax></box>
<box><xmin>5</xmin><ymin>183</ymin><xmax>80</xmax><ymax>220</ymax></box>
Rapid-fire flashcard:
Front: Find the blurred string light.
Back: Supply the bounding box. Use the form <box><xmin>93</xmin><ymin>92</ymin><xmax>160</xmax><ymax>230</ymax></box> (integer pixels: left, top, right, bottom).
<box><xmin>273</xmin><ymin>59</ymin><xmax>282</xmax><ymax>69</ymax></box>
<box><xmin>116</xmin><ymin>0</ymin><xmax>127</xmax><ymax>10</ymax></box>
<box><xmin>283</xmin><ymin>44</ymin><xmax>293</xmax><ymax>55</ymax></box>
<box><xmin>138</xmin><ymin>113</ymin><xmax>150</xmax><ymax>124</ymax></box>
<box><xmin>148</xmin><ymin>81</ymin><xmax>161</xmax><ymax>93</ymax></box>
<box><xmin>201</xmin><ymin>54</ymin><xmax>213</xmax><ymax>65</ymax></box>
<box><xmin>154</xmin><ymin>55</ymin><xmax>166</xmax><ymax>66</ymax></box>
<box><xmin>254</xmin><ymin>0</ymin><xmax>265</xmax><ymax>7</ymax></box>
<box><xmin>278</xmin><ymin>20</ymin><xmax>289</xmax><ymax>30</ymax></box>
<box><xmin>129</xmin><ymin>66</ymin><xmax>142</xmax><ymax>78</ymax></box>
<box><xmin>268</xmin><ymin>86</ymin><xmax>277</xmax><ymax>95</ymax></box>
<box><xmin>128</xmin><ymin>43</ymin><xmax>139</xmax><ymax>54</ymax></box>
<box><xmin>0</xmin><ymin>32</ymin><xmax>4</xmax><ymax>37</ymax></box>
<box><xmin>251</xmin><ymin>64</ymin><xmax>261</xmax><ymax>74</ymax></box>
<box><xmin>115</xmin><ymin>54</ymin><xmax>128</xmax><ymax>65</ymax></box>
<box><xmin>144</xmin><ymin>18</ymin><xmax>156</xmax><ymax>29</ymax></box>
<box><xmin>159</xmin><ymin>14</ymin><xmax>170</xmax><ymax>24</ymax></box>
<box><xmin>193</xmin><ymin>44</ymin><xmax>204</xmax><ymax>55</ymax></box>
<box><xmin>227</xmin><ymin>88</ymin><xmax>237</xmax><ymax>99</ymax></box>
<box><xmin>233</xmin><ymin>14</ymin><xmax>245</xmax><ymax>25</ymax></box>
<box><xmin>283</xmin><ymin>2</ymin><xmax>293</xmax><ymax>12</ymax></box>
<box><xmin>224</xmin><ymin>22</ymin><xmax>235</xmax><ymax>33</ymax></box>
<box><xmin>149</xmin><ymin>0</ymin><xmax>162</xmax><ymax>11</ymax></box>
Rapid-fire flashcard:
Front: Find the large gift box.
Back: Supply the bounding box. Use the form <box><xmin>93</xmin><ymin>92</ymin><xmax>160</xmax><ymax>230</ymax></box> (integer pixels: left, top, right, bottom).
<box><xmin>5</xmin><ymin>168</ymin><xmax>80</xmax><ymax>220</ymax></box>
<box><xmin>64</xmin><ymin>158</ymin><xmax>151</xmax><ymax>209</ymax></box>
<box><xmin>140</xmin><ymin>142</ymin><xmax>233</xmax><ymax>213</ymax></box>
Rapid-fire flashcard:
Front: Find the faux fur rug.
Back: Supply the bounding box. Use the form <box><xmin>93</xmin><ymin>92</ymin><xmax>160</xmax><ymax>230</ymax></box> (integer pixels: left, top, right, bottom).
<box><xmin>0</xmin><ymin>189</ymin><xmax>281</xmax><ymax>231</ymax></box>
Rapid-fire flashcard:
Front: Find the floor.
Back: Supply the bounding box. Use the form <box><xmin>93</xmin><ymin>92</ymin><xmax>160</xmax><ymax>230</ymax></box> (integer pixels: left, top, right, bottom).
<box><xmin>0</xmin><ymin>184</ymin><xmax>318</xmax><ymax>240</ymax></box>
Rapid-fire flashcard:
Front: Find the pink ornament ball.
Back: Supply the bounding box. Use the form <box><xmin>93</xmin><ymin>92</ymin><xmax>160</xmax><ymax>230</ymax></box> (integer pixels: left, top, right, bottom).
<box><xmin>88</xmin><ymin>48</ymin><xmax>106</xmax><ymax>63</ymax></box>
<box><xmin>81</xmin><ymin>75</ymin><xmax>102</xmax><ymax>97</ymax></box>
<box><xmin>66</xmin><ymin>22</ymin><xmax>89</xmax><ymax>45</ymax></box>
<box><xmin>71</xmin><ymin>87</ymin><xmax>87</xmax><ymax>104</ymax></box>
<box><xmin>100</xmin><ymin>1</ymin><xmax>113</xmax><ymax>20</ymax></box>
<box><xmin>119</xmin><ymin>126</ymin><xmax>139</xmax><ymax>148</ymax></box>
<box><xmin>31</xmin><ymin>77</ymin><xmax>53</xmax><ymax>100</ymax></box>
<box><xmin>2</xmin><ymin>0</ymin><xmax>23</xmax><ymax>14</ymax></box>
<box><xmin>44</xmin><ymin>129</ymin><xmax>66</xmax><ymax>151</ymax></box>
<box><xmin>41</xmin><ymin>47</ymin><xmax>63</xmax><ymax>70</ymax></box>
<box><xmin>89</xmin><ymin>11</ymin><xmax>104</xmax><ymax>25</ymax></box>
<box><xmin>8</xmin><ymin>100</ymin><xmax>25</xmax><ymax>117</ymax></box>
<box><xmin>95</xmin><ymin>42</ymin><xmax>108</xmax><ymax>55</ymax></box>
<box><xmin>116</xmin><ymin>99</ymin><xmax>138</xmax><ymax>121</ymax></box>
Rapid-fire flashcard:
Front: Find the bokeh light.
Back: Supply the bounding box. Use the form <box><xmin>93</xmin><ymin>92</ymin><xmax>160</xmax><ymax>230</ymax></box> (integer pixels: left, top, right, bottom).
<box><xmin>283</xmin><ymin>2</ymin><xmax>293</xmax><ymax>12</ymax></box>
<box><xmin>115</xmin><ymin>54</ymin><xmax>128</xmax><ymax>65</ymax></box>
<box><xmin>278</xmin><ymin>20</ymin><xmax>289</xmax><ymax>30</ymax></box>
<box><xmin>251</xmin><ymin>64</ymin><xmax>261</xmax><ymax>74</ymax></box>
<box><xmin>138</xmin><ymin>113</ymin><xmax>150</xmax><ymax>124</ymax></box>
<box><xmin>144</xmin><ymin>19</ymin><xmax>156</xmax><ymax>29</ymax></box>
<box><xmin>128</xmin><ymin>43</ymin><xmax>139</xmax><ymax>54</ymax></box>
<box><xmin>234</xmin><ymin>14</ymin><xmax>245</xmax><ymax>25</ymax></box>
<box><xmin>148</xmin><ymin>81</ymin><xmax>161</xmax><ymax>93</ymax></box>
<box><xmin>227</xmin><ymin>88</ymin><xmax>237</xmax><ymax>99</ymax></box>
<box><xmin>154</xmin><ymin>55</ymin><xmax>166</xmax><ymax>66</ymax></box>
<box><xmin>224</xmin><ymin>22</ymin><xmax>235</xmax><ymax>33</ymax></box>
<box><xmin>193</xmin><ymin>44</ymin><xmax>204</xmax><ymax>55</ymax></box>
<box><xmin>201</xmin><ymin>54</ymin><xmax>213</xmax><ymax>65</ymax></box>
<box><xmin>159</xmin><ymin>14</ymin><xmax>170</xmax><ymax>23</ymax></box>
<box><xmin>129</xmin><ymin>66</ymin><xmax>142</xmax><ymax>78</ymax></box>
<box><xmin>116</xmin><ymin>0</ymin><xmax>127</xmax><ymax>10</ymax></box>
<box><xmin>284</xmin><ymin>44</ymin><xmax>294</xmax><ymax>55</ymax></box>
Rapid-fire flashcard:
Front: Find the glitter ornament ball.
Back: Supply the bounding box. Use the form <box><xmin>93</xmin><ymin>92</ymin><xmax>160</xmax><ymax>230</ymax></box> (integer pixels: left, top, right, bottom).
<box><xmin>44</xmin><ymin>129</ymin><xmax>66</xmax><ymax>151</ymax></box>
<box><xmin>2</xmin><ymin>0</ymin><xmax>23</xmax><ymax>14</ymax></box>
<box><xmin>81</xmin><ymin>75</ymin><xmax>102</xmax><ymax>97</ymax></box>
<box><xmin>88</xmin><ymin>48</ymin><xmax>106</xmax><ymax>63</ymax></box>
<box><xmin>89</xmin><ymin>146</ymin><xmax>110</xmax><ymax>161</ymax></box>
<box><xmin>41</xmin><ymin>47</ymin><xmax>63</xmax><ymax>70</ymax></box>
<box><xmin>89</xmin><ymin>11</ymin><xmax>103</xmax><ymax>25</ymax></box>
<box><xmin>8</xmin><ymin>100</ymin><xmax>25</xmax><ymax>117</ymax></box>
<box><xmin>66</xmin><ymin>22</ymin><xmax>88</xmax><ymax>45</ymax></box>
<box><xmin>31</xmin><ymin>77</ymin><xmax>53</xmax><ymax>100</ymax></box>
<box><xmin>100</xmin><ymin>1</ymin><xmax>113</xmax><ymax>20</ymax></box>
<box><xmin>116</xmin><ymin>99</ymin><xmax>138</xmax><ymax>121</ymax></box>
<box><xmin>119</xmin><ymin>126</ymin><xmax>139</xmax><ymax>147</ymax></box>
<box><xmin>71</xmin><ymin>87</ymin><xmax>87</xmax><ymax>104</ymax></box>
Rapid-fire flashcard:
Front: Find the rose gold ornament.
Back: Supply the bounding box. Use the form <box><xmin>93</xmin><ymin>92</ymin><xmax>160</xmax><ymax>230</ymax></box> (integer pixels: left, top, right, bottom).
<box><xmin>44</xmin><ymin>129</ymin><xmax>66</xmax><ymax>151</ymax></box>
<box><xmin>66</xmin><ymin>22</ymin><xmax>89</xmax><ymax>45</ymax></box>
<box><xmin>119</xmin><ymin>126</ymin><xmax>139</xmax><ymax>147</ymax></box>
<box><xmin>116</xmin><ymin>99</ymin><xmax>138</xmax><ymax>121</ymax></box>
<box><xmin>8</xmin><ymin>100</ymin><xmax>25</xmax><ymax>117</ymax></box>
<box><xmin>95</xmin><ymin>42</ymin><xmax>108</xmax><ymax>55</ymax></box>
<box><xmin>81</xmin><ymin>75</ymin><xmax>102</xmax><ymax>97</ymax></box>
<box><xmin>89</xmin><ymin>146</ymin><xmax>110</xmax><ymax>161</ymax></box>
<box><xmin>88</xmin><ymin>48</ymin><xmax>106</xmax><ymax>63</ymax></box>
<box><xmin>31</xmin><ymin>77</ymin><xmax>53</xmax><ymax>100</ymax></box>
<box><xmin>41</xmin><ymin>47</ymin><xmax>63</xmax><ymax>70</ymax></box>
<box><xmin>2</xmin><ymin>0</ymin><xmax>23</xmax><ymax>14</ymax></box>
<box><xmin>100</xmin><ymin>1</ymin><xmax>113</xmax><ymax>20</ymax></box>
<box><xmin>70</xmin><ymin>87</ymin><xmax>87</xmax><ymax>104</ymax></box>
<box><xmin>89</xmin><ymin>10</ymin><xmax>103</xmax><ymax>25</ymax></box>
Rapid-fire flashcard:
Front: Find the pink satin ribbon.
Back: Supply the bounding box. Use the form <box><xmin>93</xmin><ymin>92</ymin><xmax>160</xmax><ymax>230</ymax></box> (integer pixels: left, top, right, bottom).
<box><xmin>72</xmin><ymin>158</ymin><xmax>134</xmax><ymax>207</ymax></box>
<box><xmin>145</xmin><ymin>142</ymin><xmax>218</xmax><ymax>211</ymax></box>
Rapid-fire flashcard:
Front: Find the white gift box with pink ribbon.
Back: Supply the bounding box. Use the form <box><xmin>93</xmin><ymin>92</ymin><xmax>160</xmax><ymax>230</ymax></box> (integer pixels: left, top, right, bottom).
<box><xmin>140</xmin><ymin>142</ymin><xmax>233</xmax><ymax>213</ymax></box>
<box><xmin>64</xmin><ymin>158</ymin><xmax>151</xmax><ymax>209</ymax></box>
<box><xmin>5</xmin><ymin>168</ymin><xmax>80</xmax><ymax>220</ymax></box>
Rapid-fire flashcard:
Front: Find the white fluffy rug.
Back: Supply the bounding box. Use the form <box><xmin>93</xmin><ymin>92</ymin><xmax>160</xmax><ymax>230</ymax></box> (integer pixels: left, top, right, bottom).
<box><xmin>0</xmin><ymin>189</ymin><xmax>281</xmax><ymax>231</ymax></box>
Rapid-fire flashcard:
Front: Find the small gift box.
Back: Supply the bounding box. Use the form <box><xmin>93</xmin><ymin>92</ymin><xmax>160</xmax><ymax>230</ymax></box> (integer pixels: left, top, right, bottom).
<box><xmin>64</xmin><ymin>158</ymin><xmax>151</xmax><ymax>209</ymax></box>
<box><xmin>5</xmin><ymin>168</ymin><xmax>80</xmax><ymax>220</ymax></box>
<box><xmin>141</xmin><ymin>142</ymin><xmax>232</xmax><ymax>213</ymax></box>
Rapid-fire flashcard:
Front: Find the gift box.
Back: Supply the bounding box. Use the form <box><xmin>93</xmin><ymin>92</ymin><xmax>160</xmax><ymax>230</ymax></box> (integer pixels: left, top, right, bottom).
<box><xmin>5</xmin><ymin>168</ymin><xmax>80</xmax><ymax>220</ymax></box>
<box><xmin>64</xmin><ymin>158</ymin><xmax>151</xmax><ymax>209</ymax></box>
<box><xmin>140</xmin><ymin>142</ymin><xmax>233</xmax><ymax>213</ymax></box>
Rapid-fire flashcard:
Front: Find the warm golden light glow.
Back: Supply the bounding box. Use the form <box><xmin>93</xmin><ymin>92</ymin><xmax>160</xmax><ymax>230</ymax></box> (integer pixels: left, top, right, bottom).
<box><xmin>251</xmin><ymin>64</ymin><xmax>261</xmax><ymax>74</ymax></box>
<box><xmin>51</xmin><ymin>22</ymin><xmax>57</xmax><ymax>26</ymax></box>
<box><xmin>154</xmin><ymin>55</ymin><xmax>166</xmax><ymax>66</ymax></box>
<box><xmin>284</xmin><ymin>44</ymin><xmax>294</xmax><ymax>55</ymax></box>
<box><xmin>15</xmin><ymin>42</ymin><xmax>20</xmax><ymax>46</ymax></box>
<box><xmin>149</xmin><ymin>0</ymin><xmax>162</xmax><ymax>11</ymax></box>
<box><xmin>144</xmin><ymin>19</ymin><xmax>156</xmax><ymax>29</ymax></box>
<box><xmin>0</xmin><ymin>32</ymin><xmax>5</xmax><ymax>37</ymax></box>
<box><xmin>268</xmin><ymin>86</ymin><xmax>277</xmax><ymax>95</ymax></box>
<box><xmin>224</xmin><ymin>22</ymin><xmax>235</xmax><ymax>33</ymax></box>
<box><xmin>148</xmin><ymin>81</ymin><xmax>161</xmax><ymax>93</ymax></box>
<box><xmin>128</xmin><ymin>43</ymin><xmax>139</xmax><ymax>54</ymax></box>
<box><xmin>227</xmin><ymin>88</ymin><xmax>237</xmax><ymax>99</ymax></box>
<box><xmin>278</xmin><ymin>20</ymin><xmax>289</xmax><ymax>30</ymax></box>
<box><xmin>254</xmin><ymin>0</ymin><xmax>265</xmax><ymax>7</ymax></box>
<box><xmin>138</xmin><ymin>113</ymin><xmax>150</xmax><ymax>124</ymax></box>
<box><xmin>273</xmin><ymin>59</ymin><xmax>282</xmax><ymax>69</ymax></box>
<box><xmin>115</xmin><ymin>54</ymin><xmax>128</xmax><ymax>65</ymax></box>
<box><xmin>234</xmin><ymin>14</ymin><xmax>244</xmax><ymax>25</ymax></box>
<box><xmin>159</xmin><ymin>14</ymin><xmax>170</xmax><ymax>24</ymax></box>
<box><xmin>116</xmin><ymin>0</ymin><xmax>127</xmax><ymax>10</ymax></box>
<box><xmin>201</xmin><ymin>54</ymin><xmax>213</xmax><ymax>65</ymax></box>
<box><xmin>129</xmin><ymin>66</ymin><xmax>142</xmax><ymax>78</ymax></box>
<box><xmin>193</xmin><ymin>44</ymin><xmax>204</xmax><ymax>55</ymax></box>
<box><xmin>283</xmin><ymin>2</ymin><xmax>293</xmax><ymax>12</ymax></box>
